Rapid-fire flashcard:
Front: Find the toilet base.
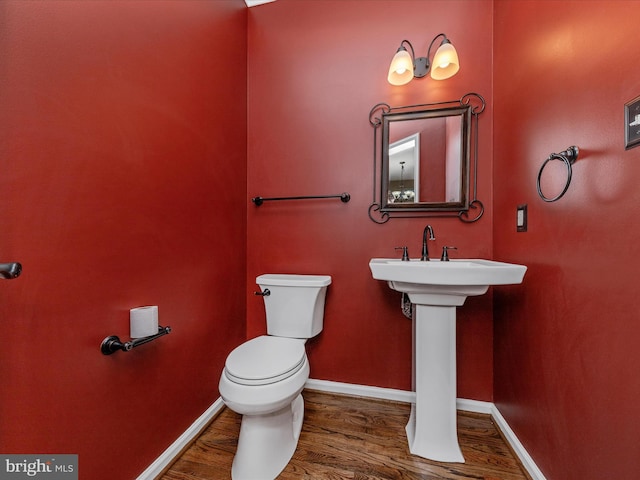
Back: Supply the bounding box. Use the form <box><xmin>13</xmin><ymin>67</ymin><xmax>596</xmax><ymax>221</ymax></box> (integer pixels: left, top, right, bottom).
<box><xmin>231</xmin><ymin>393</ymin><xmax>305</xmax><ymax>480</ymax></box>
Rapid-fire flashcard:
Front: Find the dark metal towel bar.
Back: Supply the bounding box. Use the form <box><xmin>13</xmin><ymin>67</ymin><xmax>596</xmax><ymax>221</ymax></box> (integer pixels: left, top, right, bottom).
<box><xmin>252</xmin><ymin>192</ymin><xmax>350</xmax><ymax>206</ymax></box>
<box><xmin>100</xmin><ymin>326</ymin><xmax>171</xmax><ymax>355</ymax></box>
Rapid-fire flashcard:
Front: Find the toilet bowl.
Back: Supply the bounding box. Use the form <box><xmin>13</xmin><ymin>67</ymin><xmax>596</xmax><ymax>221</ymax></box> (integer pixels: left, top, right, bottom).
<box><xmin>218</xmin><ymin>274</ymin><xmax>331</xmax><ymax>480</ymax></box>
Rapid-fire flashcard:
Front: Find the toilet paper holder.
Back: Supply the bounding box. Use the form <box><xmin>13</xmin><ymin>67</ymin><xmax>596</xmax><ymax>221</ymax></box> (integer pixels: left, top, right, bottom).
<box><xmin>100</xmin><ymin>326</ymin><xmax>172</xmax><ymax>355</ymax></box>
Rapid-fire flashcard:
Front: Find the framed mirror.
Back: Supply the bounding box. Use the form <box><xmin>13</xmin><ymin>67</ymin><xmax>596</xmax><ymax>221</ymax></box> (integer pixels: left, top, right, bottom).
<box><xmin>368</xmin><ymin>93</ymin><xmax>485</xmax><ymax>223</ymax></box>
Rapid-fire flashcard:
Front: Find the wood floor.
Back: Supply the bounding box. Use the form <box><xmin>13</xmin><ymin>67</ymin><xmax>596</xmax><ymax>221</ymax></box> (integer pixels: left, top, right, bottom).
<box><xmin>160</xmin><ymin>390</ymin><xmax>531</xmax><ymax>480</ymax></box>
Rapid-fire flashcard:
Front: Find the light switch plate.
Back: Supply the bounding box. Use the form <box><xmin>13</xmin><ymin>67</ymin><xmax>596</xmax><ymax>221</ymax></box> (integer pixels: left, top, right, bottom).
<box><xmin>517</xmin><ymin>204</ymin><xmax>527</xmax><ymax>232</ymax></box>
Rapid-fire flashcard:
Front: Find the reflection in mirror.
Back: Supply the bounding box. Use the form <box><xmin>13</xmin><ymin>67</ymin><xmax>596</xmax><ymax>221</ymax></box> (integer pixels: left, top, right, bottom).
<box><xmin>382</xmin><ymin>107</ymin><xmax>469</xmax><ymax>212</ymax></box>
<box><xmin>368</xmin><ymin>93</ymin><xmax>485</xmax><ymax>223</ymax></box>
<box><xmin>388</xmin><ymin>133</ymin><xmax>419</xmax><ymax>203</ymax></box>
<box><xmin>386</xmin><ymin>113</ymin><xmax>465</xmax><ymax>207</ymax></box>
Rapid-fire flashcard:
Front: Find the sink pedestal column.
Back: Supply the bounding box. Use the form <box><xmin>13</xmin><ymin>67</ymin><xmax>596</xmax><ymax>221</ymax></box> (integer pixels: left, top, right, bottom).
<box><xmin>406</xmin><ymin>303</ymin><xmax>465</xmax><ymax>463</ymax></box>
<box><xmin>370</xmin><ymin>258</ymin><xmax>527</xmax><ymax>463</ymax></box>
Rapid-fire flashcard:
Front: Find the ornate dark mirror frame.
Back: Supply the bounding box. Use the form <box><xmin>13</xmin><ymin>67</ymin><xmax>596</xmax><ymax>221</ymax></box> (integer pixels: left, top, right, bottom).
<box><xmin>368</xmin><ymin>92</ymin><xmax>485</xmax><ymax>224</ymax></box>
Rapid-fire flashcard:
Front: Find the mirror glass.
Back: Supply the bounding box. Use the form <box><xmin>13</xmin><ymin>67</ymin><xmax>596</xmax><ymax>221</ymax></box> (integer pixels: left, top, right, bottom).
<box><xmin>381</xmin><ymin>105</ymin><xmax>471</xmax><ymax>212</ymax></box>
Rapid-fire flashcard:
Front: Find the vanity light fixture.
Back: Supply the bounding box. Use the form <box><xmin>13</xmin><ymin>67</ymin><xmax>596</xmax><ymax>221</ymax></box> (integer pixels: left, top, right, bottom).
<box><xmin>387</xmin><ymin>34</ymin><xmax>460</xmax><ymax>86</ymax></box>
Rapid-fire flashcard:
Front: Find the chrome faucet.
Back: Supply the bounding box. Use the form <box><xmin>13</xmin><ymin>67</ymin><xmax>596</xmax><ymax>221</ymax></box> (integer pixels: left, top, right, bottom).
<box><xmin>421</xmin><ymin>225</ymin><xmax>435</xmax><ymax>261</ymax></box>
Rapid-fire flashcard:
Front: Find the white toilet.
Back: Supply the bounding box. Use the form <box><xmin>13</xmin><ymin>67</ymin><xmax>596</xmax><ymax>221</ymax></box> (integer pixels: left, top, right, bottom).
<box><xmin>219</xmin><ymin>273</ymin><xmax>332</xmax><ymax>480</ymax></box>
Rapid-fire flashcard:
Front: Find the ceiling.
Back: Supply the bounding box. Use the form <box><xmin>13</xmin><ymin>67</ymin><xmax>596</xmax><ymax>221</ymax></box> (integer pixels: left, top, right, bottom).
<box><xmin>244</xmin><ymin>0</ymin><xmax>276</xmax><ymax>6</ymax></box>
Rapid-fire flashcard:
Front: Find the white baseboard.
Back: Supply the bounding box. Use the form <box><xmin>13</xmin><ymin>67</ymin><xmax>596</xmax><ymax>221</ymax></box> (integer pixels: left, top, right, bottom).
<box><xmin>304</xmin><ymin>378</ymin><xmax>416</xmax><ymax>403</ymax></box>
<box><xmin>304</xmin><ymin>378</ymin><xmax>494</xmax><ymax>415</ymax></box>
<box><xmin>136</xmin><ymin>398</ymin><xmax>225</xmax><ymax>480</ymax></box>
<box><xmin>138</xmin><ymin>379</ymin><xmax>545</xmax><ymax>480</ymax></box>
<box><xmin>489</xmin><ymin>404</ymin><xmax>547</xmax><ymax>480</ymax></box>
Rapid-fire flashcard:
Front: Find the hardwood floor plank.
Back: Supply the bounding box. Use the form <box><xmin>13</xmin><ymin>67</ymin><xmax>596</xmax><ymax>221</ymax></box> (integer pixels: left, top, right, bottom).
<box><xmin>160</xmin><ymin>390</ymin><xmax>529</xmax><ymax>480</ymax></box>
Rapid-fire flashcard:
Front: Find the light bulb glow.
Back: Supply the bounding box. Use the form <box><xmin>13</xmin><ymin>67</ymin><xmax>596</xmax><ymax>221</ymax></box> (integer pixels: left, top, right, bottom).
<box><xmin>388</xmin><ymin>48</ymin><xmax>414</xmax><ymax>85</ymax></box>
<box><xmin>431</xmin><ymin>42</ymin><xmax>459</xmax><ymax>80</ymax></box>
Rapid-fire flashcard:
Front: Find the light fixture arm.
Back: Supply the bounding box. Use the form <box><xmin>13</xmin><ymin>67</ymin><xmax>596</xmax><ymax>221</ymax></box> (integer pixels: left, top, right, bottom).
<box><xmin>399</xmin><ymin>39</ymin><xmax>416</xmax><ymax>60</ymax></box>
<box><xmin>413</xmin><ymin>33</ymin><xmax>449</xmax><ymax>78</ymax></box>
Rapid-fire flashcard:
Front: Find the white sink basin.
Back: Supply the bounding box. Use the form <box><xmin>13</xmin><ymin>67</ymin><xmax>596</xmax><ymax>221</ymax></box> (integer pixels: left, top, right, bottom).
<box><xmin>368</xmin><ymin>257</ymin><xmax>527</xmax><ymax>463</ymax></box>
<box><xmin>369</xmin><ymin>258</ymin><xmax>527</xmax><ymax>306</ymax></box>
<box><xmin>369</xmin><ymin>258</ymin><xmax>527</xmax><ymax>286</ymax></box>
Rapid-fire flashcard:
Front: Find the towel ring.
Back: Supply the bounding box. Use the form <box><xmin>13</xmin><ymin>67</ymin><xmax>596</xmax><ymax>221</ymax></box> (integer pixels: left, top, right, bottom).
<box><xmin>536</xmin><ymin>146</ymin><xmax>579</xmax><ymax>202</ymax></box>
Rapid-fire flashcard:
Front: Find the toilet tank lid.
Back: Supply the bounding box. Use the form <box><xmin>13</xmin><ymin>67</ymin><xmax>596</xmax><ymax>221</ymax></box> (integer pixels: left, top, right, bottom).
<box><xmin>256</xmin><ymin>274</ymin><xmax>331</xmax><ymax>287</ymax></box>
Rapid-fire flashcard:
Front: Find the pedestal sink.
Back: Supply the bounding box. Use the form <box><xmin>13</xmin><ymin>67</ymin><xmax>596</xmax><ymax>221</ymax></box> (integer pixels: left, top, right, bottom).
<box><xmin>369</xmin><ymin>258</ymin><xmax>527</xmax><ymax>463</ymax></box>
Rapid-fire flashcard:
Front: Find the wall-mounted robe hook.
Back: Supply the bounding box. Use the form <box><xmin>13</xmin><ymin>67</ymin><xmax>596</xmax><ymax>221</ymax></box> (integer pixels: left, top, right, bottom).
<box><xmin>101</xmin><ymin>326</ymin><xmax>171</xmax><ymax>355</ymax></box>
<box><xmin>536</xmin><ymin>146</ymin><xmax>579</xmax><ymax>202</ymax></box>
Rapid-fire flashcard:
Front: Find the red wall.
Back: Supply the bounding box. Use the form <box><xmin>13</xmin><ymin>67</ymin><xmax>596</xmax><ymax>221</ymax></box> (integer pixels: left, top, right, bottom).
<box><xmin>8</xmin><ymin>1</ymin><xmax>633</xmax><ymax>478</ymax></box>
<box><xmin>0</xmin><ymin>2</ymin><xmax>246</xmax><ymax>479</ymax></box>
<box><xmin>247</xmin><ymin>0</ymin><xmax>495</xmax><ymax>399</ymax></box>
<box><xmin>493</xmin><ymin>1</ymin><xmax>640</xmax><ymax>478</ymax></box>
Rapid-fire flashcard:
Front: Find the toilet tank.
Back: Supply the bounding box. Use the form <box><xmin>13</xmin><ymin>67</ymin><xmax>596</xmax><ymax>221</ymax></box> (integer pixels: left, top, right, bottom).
<box><xmin>257</xmin><ymin>274</ymin><xmax>331</xmax><ymax>339</ymax></box>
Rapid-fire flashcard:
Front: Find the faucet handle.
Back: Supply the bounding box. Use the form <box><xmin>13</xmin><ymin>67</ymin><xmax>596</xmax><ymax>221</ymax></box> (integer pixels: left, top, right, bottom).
<box><xmin>441</xmin><ymin>246</ymin><xmax>457</xmax><ymax>261</ymax></box>
<box><xmin>395</xmin><ymin>246</ymin><xmax>410</xmax><ymax>261</ymax></box>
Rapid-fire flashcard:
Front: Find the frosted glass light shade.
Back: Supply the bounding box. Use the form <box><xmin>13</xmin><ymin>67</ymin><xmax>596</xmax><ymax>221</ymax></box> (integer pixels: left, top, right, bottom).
<box><xmin>430</xmin><ymin>42</ymin><xmax>460</xmax><ymax>80</ymax></box>
<box><xmin>387</xmin><ymin>48</ymin><xmax>414</xmax><ymax>86</ymax></box>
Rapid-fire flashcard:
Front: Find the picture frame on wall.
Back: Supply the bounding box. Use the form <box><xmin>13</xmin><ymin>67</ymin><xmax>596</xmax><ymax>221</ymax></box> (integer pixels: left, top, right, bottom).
<box><xmin>624</xmin><ymin>95</ymin><xmax>640</xmax><ymax>149</ymax></box>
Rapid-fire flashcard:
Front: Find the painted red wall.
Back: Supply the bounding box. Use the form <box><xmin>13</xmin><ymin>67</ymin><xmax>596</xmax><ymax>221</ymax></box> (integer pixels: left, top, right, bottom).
<box><xmin>493</xmin><ymin>1</ymin><xmax>640</xmax><ymax>478</ymax></box>
<box><xmin>247</xmin><ymin>0</ymin><xmax>495</xmax><ymax>399</ymax></box>
<box><xmin>0</xmin><ymin>1</ymin><xmax>246</xmax><ymax>478</ymax></box>
<box><xmin>11</xmin><ymin>1</ymin><xmax>634</xmax><ymax>477</ymax></box>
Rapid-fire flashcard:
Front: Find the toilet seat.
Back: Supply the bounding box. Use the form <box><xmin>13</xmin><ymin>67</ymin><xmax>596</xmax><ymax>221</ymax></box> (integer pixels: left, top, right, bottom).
<box><xmin>225</xmin><ymin>336</ymin><xmax>306</xmax><ymax>386</ymax></box>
